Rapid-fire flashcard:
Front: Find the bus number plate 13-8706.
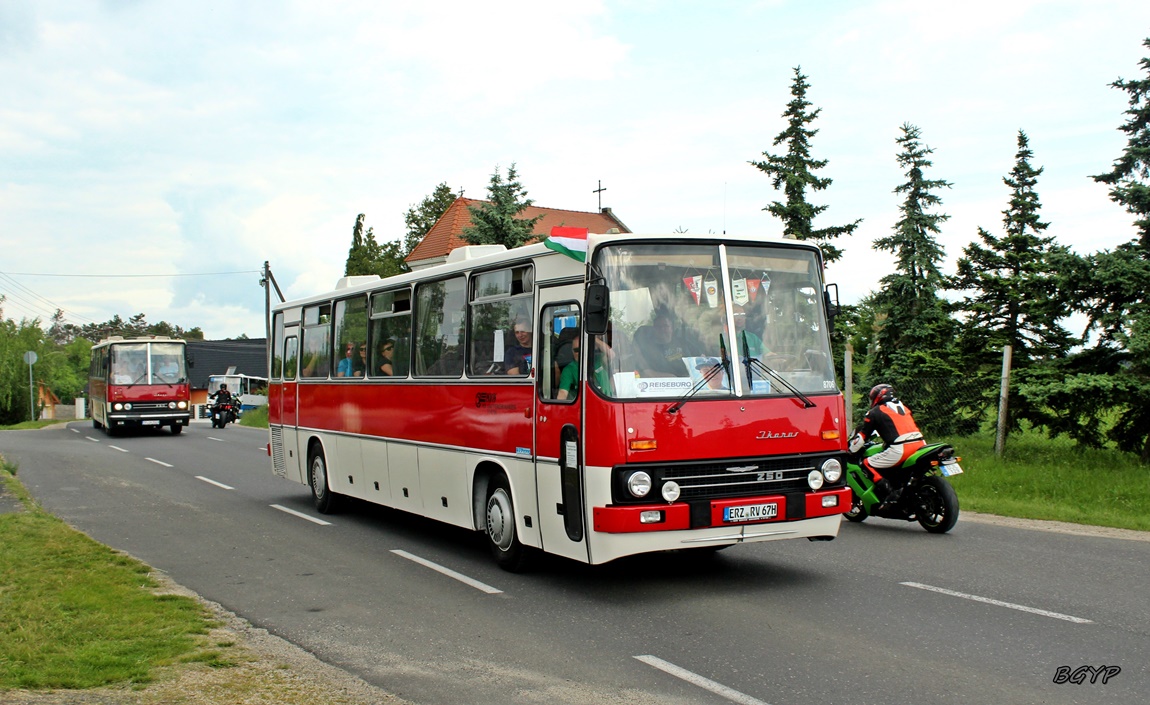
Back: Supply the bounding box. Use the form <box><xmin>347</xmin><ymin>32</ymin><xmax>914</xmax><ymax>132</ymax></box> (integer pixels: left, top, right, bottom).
<box><xmin>723</xmin><ymin>503</ymin><xmax>778</xmax><ymax>523</ymax></box>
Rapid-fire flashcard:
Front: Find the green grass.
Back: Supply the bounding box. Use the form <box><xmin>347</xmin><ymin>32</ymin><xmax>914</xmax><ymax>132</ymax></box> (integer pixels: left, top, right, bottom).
<box><xmin>238</xmin><ymin>405</ymin><xmax>268</xmax><ymax>428</ymax></box>
<box><xmin>0</xmin><ymin>460</ymin><xmax>224</xmax><ymax>690</ymax></box>
<box><xmin>0</xmin><ymin>419</ymin><xmax>70</xmax><ymax>431</ymax></box>
<box><xmin>938</xmin><ymin>430</ymin><xmax>1150</xmax><ymax>532</ymax></box>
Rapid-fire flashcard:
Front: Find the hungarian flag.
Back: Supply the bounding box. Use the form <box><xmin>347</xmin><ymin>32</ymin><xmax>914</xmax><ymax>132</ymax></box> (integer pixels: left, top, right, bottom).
<box><xmin>544</xmin><ymin>226</ymin><xmax>590</xmax><ymax>262</ymax></box>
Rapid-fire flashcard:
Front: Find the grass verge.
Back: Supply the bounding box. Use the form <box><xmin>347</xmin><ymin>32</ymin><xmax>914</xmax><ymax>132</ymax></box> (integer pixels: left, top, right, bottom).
<box><xmin>237</xmin><ymin>405</ymin><xmax>268</xmax><ymax>428</ymax></box>
<box><xmin>0</xmin><ymin>461</ymin><xmax>220</xmax><ymax>690</ymax></box>
<box><xmin>939</xmin><ymin>430</ymin><xmax>1150</xmax><ymax>532</ymax></box>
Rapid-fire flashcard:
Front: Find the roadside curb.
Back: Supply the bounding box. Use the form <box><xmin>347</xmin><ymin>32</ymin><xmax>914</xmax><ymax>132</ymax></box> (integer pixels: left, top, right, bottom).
<box><xmin>961</xmin><ymin>510</ymin><xmax>1150</xmax><ymax>542</ymax></box>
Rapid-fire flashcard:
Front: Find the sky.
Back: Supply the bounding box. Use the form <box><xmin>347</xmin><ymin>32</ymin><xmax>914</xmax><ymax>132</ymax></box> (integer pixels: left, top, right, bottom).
<box><xmin>2</xmin><ymin>0</ymin><xmax>1149</xmax><ymax>340</ymax></box>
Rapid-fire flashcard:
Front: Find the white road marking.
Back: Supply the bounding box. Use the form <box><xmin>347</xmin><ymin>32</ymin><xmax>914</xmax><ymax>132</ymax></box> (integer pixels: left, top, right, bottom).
<box><xmin>196</xmin><ymin>476</ymin><xmax>235</xmax><ymax>490</ymax></box>
<box><xmin>270</xmin><ymin>504</ymin><xmax>332</xmax><ymax>525</ymax></box>
<box><xmin>900</xmin><ymin>582</ymin><xmax>1093</xmax><ymax>624</ymax></box>
<box><xmin>70</xmin><ymin>427</ymin><xmax>79</xmax><ymax>433</ymax></box>
<box><xmin>146</xmin><ymin>458</ymin><xmax>173</xmax><ymax>467</ymax></box>
<box><xmin>85</xmin><ymin>437</ymin><xmax>99</xmax><ymax>442</ymax></box>
<box><xmin>207</xmin><ymin>436</ymin><xmax>226</xmax><ymax>442</ymax></box>
<box><xmin>634</xmin><ymin>655</ymin><xmax>770</xmax><ymax>705</ymax></box>
<box><xmin>390</xmin><ymin>550</ymin><xmax>503</xmax><ymax>595</ymax></box>
<box><xmin>108</xmin><ymin>445</ymin><xmax>128</xmax><ymax>453</ymax></box>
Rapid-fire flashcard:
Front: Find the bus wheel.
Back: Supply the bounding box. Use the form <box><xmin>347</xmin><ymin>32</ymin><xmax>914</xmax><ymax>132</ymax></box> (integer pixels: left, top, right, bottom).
<box><xmin>170</xmin><ymin>424</ymin><xmax>183</xmax><ymax>435</ymax></box>
<box><xmin>485</xmin><ymin>475</ymin><xmax>530</xmax><ymax>572</ymax></box>
<box><xmin>308</xmin><ymin>445</ymin><xmax>339</xmax><ymax>514</ymax></box>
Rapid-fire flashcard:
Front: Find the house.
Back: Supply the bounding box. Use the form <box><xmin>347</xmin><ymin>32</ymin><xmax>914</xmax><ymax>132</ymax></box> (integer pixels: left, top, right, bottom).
<box><xmin>186</xmin><ymin>339</ymin><xmax>267</xmax><ymax>406</ymax></box>
<box><xmin>405</xmin><ymin>197</ymin><xmax>631</xmax><ymax>271</ymax></box>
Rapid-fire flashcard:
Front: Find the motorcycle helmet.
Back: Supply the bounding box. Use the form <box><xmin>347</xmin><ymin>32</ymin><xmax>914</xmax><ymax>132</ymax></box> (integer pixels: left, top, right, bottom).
<box><xmin>868</xmin><ymin>383</ymin><xmax>895</xmax><ymax>407</ymax></box>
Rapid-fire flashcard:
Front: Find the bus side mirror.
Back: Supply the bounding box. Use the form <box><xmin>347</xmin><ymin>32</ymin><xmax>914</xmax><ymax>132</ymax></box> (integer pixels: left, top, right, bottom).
<box><xmin>585</xmin><ymin>283</ymin><xmax>610</xmax><ymax>335</ymax></box>
<box><xmin>187</xmin><ymin>353</ymin><xmax>195</xmax><ymax>368</ymax></box>
<box><xmin>824</xmin><ymin>283</ymin><xmax>840</xmax><ymax>330</ymax></box>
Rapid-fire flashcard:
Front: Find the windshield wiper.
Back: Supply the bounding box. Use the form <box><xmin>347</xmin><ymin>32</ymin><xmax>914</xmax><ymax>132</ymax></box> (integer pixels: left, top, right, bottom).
<box><xmin>668</xmin><ymin>336</ymin><xmax>731</xmax><ymax>414</ymax></box>
<box><xmin>741</xmin><ymin>332</ymin><xmax>815</xmax><ymax>408</ymax></box>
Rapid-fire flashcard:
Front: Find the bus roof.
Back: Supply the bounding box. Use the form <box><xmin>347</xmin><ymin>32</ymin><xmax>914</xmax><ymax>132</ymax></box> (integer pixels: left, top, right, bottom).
<box><xmin>273</xmin><ymin>232</ymin><xmax>816</xmax><ymax>312</ymax></box>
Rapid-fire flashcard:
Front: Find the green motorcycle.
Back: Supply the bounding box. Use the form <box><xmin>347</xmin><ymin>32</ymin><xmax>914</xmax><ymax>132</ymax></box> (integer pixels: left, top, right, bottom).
<box><xmin>844</xmin><ymin>442</ymin><xmax>962</xmax><ymax>533</ymax></box>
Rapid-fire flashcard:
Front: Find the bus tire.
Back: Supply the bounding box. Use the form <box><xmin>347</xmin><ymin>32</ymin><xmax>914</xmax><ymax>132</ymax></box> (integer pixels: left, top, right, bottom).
<box><xmin>308</xmin><ymin>444</ymin><xmax>340</xmax><ymax>514</ymax></box>
<box><xmin>170</xmin><ymin>424</ymin><xmax>183</xmax><ymax>435</ymax></box>
<box><xmin>485</xmin><ymin>475</ymin><xmax>530</xmax><ymax>572</ymax></box>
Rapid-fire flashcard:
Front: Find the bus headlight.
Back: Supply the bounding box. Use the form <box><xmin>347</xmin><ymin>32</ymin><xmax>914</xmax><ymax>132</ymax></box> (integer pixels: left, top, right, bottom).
<box><xmin>661</xmin><ymin>481</ymin><xmax>681</xmax><ymax>503</ymax></box>
<box><xmin>821</xmin><ymin>458</ymin><xmax>843</xmax><ymax>483</ymax></box>
<box><xmin>113</xmin><ymin>403</ymin><xmax>123</xmax><ymax>411</ymax></box>
<box><xmin>177</xmin><ymin>401</ymin><xmax>188</xmax><ymax>409</ymax></box>
<box><xmin>168</xmin><ymin>402</ymin><xmax>176</xmax><ymax>409</ymax></box>
<box><xmin>627</xmin><ymin>471</ymin><xmax>652</xmax><ymax>498</ymax></box>
<box><xmin>807</xmin><ymin>469</ymin><xmax>824</xmax><ymax>491</ymax></box>
<box><xmin>123</xmin><ymin>403</ymin><xmax>132</xmax><ymax>411</ymax></box>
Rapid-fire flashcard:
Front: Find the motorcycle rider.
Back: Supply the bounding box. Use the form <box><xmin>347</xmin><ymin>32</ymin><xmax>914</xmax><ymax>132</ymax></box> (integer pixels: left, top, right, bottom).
<box><xmin>210</xmin><ymin>383</ymin><xmax>235</xmax><ymax>422</ymax></box>
<box><xmin>848</xmin><ymin>383</ymin><xmax>925</xmax><ymax>509</ymax></box>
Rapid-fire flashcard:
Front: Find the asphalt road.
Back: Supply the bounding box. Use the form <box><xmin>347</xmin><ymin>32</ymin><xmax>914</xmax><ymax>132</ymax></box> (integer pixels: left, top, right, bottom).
<box><xmin>3</xmin><ymin>422</ymin><xmax>1148</xmax><ymax>705</ymax></box>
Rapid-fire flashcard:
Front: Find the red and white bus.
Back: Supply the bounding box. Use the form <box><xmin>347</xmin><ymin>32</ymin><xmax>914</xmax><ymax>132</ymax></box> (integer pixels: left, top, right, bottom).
<box><xmin>89</xmin><ymin>336</ymin><xmax>192</xmax><ymax>435</ymax></box>
<box><xmin>268</xmin><ymin>231</ymin><xmax>851</xmax><ymax>569</ymax></box>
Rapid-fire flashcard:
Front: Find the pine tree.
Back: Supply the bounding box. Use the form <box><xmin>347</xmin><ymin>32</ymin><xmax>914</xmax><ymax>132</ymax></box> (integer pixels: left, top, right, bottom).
<box><xmin>865</xmin><ymin>125</ymin><xmax>958</xmax><ymax>434</ymax></box>
<box><xmin>750</xmin><ymin>67</ymin><xmax>860</xmax><ymax>262</ymax></box>
<box><xmin>1033</xmin><ymin>38</ymin><xmax>1150</xmax><ymax>460</ymax></box>
<box><xmin>951</xmin><ymin>131</ymin><xmax>1075</xmax><ymax>444</ymax></box>
<box><xmin>953</xmin><ymin>131</ymin><xmax>1075</xmax><ymax>369</ymax></box>
<box><xmin>462</xmin><ymin>164</ymin><xmax>543</xmax><ymax>249</ymax></box>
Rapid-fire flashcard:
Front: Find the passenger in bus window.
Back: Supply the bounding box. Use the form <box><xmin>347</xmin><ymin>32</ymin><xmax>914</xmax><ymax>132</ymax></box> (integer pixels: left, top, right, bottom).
<box><xmin>336</xmin><ymin>342</ymin><xmax>362</xmax><ymax>377</ymax></box>
<box><xmin>354</xmin><ymin>343</ymin><xmax>367</xmax><ymax>376</ymax></box>
<box><xmin>635</xmin><ymin>307</ymin><xmax>696</xmax><ymax>377</ymax></box>
<box><xmin>504</xmin><ymin>321</ymin><xmax>533</xmax><ymax>375</ymax></box>
<box><xmin>378</xmin><ymin>338</ymin><xmax>395</xmax><ymax>376</ymax></box>
<box><xmin>556</xmin><ymin>340</ymin><xmax>581</xmax><ymax>400</ymax></box>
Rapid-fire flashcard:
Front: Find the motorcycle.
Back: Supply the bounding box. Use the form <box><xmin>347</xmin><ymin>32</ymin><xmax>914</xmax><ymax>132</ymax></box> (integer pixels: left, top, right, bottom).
<box><xmin>844</xmin><ymin>441</ymin><xmax>962</xmax><ymax>533</ymax></box>
<box><xmin>210</xmin><ymin>396</ymin><xmax>240</xmax><ymax>429</ymax></box>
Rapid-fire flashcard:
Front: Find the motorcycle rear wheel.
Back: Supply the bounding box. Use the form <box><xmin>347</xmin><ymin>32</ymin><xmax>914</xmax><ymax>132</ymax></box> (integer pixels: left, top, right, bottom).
<box><xmin>916</xmin><ymin>475</ymin><xmax>959</xmax><ymax>533</ymax></box>
<box><xmin>844</xmin><ymin>492</ymin><xmax>868</xmax><ymax>522</ymax></box>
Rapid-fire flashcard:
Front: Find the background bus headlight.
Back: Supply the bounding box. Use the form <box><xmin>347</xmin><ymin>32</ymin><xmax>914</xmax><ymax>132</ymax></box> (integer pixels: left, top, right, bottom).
<box><xmin>627</xmin><ymin>471</ymin><xmax>652</xmax><ymax>498</ymax></box>
<box><xmin>661</xmin><ymin>481</ymin><xmax>681</xmax><ymax>503</ymax></box>
<box><xmin>113</xmin><ymin>403</ymin><xmax>123</xmax><ymax>411</ymax></box>
<box><xmin>123</xmin><ymin>403</ymin><xmax>132</xmax><ymax>411</ymax></box>
<box><xmin>821</xmin><ymin>458</ymin><xmax>843</xmax><ymax>483</ymax></box>
<box><xmin>807</xmin><ymin>469</ymin><xmax>824</xmax><ymax>490</ymax></box>
<box><xmin>168</xmin><ymin>402</ymin><xmax>176</xmax><ymax>409</ymax></box>
<box><xmin>177</xmin><ymin>401</ymin><xmax>188</xmax><ymax>409</ymax></box>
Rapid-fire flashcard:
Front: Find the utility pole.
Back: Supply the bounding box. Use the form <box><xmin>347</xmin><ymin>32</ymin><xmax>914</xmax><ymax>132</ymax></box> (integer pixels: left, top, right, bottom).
<box><xmin>23</xmin><ymin>351</ymin><xmax>38</xmax><ymax>421</ymax></box>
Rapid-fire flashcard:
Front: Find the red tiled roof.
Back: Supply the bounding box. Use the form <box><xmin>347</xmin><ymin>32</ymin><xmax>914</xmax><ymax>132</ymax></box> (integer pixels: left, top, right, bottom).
<box><xmin>406</xmin><ymin>197</ymin><xmax>631</xmax><ymax>265</ymax></box>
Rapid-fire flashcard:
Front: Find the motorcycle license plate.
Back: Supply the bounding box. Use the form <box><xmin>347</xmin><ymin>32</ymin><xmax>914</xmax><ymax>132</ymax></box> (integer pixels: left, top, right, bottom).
<box><xmin>723</xmin><ymin>503</ymin><xmax>778</xmax><ymax>523</ymax></box>
<box><xmin>142</xmin><ymin>420</ymin><xmax>159</xmax><ymax>426</ymax></box>
<box><xmin>940</xmin><ymin>462</ymin><xmax>963</xmax><ymax>477</ymax></box>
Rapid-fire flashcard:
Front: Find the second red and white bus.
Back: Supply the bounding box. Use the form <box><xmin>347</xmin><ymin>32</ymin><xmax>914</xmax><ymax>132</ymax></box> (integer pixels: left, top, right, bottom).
<box><xmin>268</xmin><ymin>231</ymin><xmax>851</xmax><ymax>568</ymax></box>
<box><xmin>89</xmin><ymin>336</ymin><xmax>192</xmax><ymax>435</ymax></box>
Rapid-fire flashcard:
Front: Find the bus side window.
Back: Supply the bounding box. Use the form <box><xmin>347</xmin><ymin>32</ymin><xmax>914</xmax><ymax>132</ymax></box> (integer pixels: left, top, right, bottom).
<box><xmin>370</xmin><ymin>288</ymin><xmax>412</xmax><ymax>378</ymax></box>
<box><xmin>415</xmin><ymin>277</ymin><xmax>465</xmax><ymax>377</ymax></box>
<box><xmin>540</xmin><ymin>305</ymin><xmax>580</xmax><ymax>402</ymax></box>
<box><xmin>301</xmin><ymin>303</ymin><xmax>332</xmax><ymax>378</ymax></box>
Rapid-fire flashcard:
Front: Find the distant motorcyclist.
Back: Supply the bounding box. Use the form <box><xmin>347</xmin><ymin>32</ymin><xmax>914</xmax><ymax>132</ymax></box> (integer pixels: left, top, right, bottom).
<box><xmin>210</xmin><ymin>383</ymin><xmax>233</xmax><ymax>405</ymax></box>
<box><xmin>848</xmin><ymin>383</ymin><xmax>925</xmax><ymax>507</ymax></box>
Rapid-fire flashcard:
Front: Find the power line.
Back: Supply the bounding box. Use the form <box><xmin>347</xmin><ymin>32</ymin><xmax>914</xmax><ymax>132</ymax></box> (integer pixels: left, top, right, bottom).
<box><xmin>1</xmin><ymin>270</ymin><xmax>261</xmax><ymax>278</ymax></box>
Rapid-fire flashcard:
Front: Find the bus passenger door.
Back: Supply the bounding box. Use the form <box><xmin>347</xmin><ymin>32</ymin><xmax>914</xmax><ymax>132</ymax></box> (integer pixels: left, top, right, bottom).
<box><xmin>535</xmin><ymin>288</ymin><xmax>589</xmax><ymax>563</ymax></box>
<box><xmin>279</xmin><ymin>331</ymin><xmax>303</xmax><ymax>484</ymax></box>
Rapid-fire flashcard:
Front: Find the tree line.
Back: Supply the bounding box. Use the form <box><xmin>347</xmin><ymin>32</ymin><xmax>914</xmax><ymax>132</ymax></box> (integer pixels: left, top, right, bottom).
<box><xmin>346</xmin><ymin>38</ymin><xmax>1149</xmax><ymax>462</ymax></box>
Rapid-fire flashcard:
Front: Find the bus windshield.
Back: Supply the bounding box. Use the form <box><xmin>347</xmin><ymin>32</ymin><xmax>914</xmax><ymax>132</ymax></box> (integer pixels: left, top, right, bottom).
<box><xmin>110</xmin><ymin>342</ymin><xmax>187</xmax><ymax>385</ymax></box>
<box><xmin>588</xmin><ymin>242</ymin><xmax>837</xmax><ymax>400</ymax></box>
